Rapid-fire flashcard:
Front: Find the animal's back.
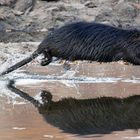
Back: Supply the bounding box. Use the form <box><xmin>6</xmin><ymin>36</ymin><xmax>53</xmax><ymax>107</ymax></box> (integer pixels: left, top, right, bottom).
<box><xmin>44</xmin><ymin>22</ymin><xmax>132</xmax><ymax>62</ymax></box>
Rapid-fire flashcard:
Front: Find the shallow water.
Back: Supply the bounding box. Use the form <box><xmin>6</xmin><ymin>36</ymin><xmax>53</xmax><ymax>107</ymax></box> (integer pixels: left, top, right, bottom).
<box><xmin>0</xmin><ymin>61</ymin><xmax>140</xmax><ymax>140</ymax></box>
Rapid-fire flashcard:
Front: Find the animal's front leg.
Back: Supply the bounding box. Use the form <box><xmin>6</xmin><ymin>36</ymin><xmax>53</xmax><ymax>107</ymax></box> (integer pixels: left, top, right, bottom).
<box><xmin>40</xmin><ymin>51</ymin><xmax>52</xmax><ymax>66</ymax></box>
<box><xmin>63</xmin><ymin>60</ymin><xmax>71</xmax><ymax>70</ymax></box>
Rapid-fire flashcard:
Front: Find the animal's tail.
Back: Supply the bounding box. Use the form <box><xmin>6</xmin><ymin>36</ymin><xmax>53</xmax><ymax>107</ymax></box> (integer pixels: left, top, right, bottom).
<box><xmin>0</xmin><ymin>49</ymin><xmax>42</xmax><ymax>76</ymax></box>
<box><xmin>7</xmin><ymin>80</ymin><xmax>41</xmax><ymax>107</ymax></box>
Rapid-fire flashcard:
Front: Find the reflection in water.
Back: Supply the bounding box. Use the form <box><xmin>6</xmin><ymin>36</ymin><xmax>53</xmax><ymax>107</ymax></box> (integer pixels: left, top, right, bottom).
<box><xmin>7</xmin><ymin>80</ymin><xmax>140</xmax><ymax>135</ymax></box>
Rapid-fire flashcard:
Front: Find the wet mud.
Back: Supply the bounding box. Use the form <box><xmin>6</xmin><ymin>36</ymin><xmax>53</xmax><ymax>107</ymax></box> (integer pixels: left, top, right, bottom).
<box><xmin>0</xmin><ymin>53</ymin><xmax>140</xmax><ymax>139</ymax></box>
<box><xmin>1</xmin><ymin>0</ymin><xmax>140</xmax><ymax>139</ymax></box>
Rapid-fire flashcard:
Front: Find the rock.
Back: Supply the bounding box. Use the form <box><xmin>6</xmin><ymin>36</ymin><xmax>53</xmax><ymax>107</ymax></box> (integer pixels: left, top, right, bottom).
<box><xmin>0</xmin><ymin>0</ymin><xmax>140</xmax><ymax>42</ymax></box>
<box><xmin>134</xmin><ymin>13</ymin><xmax>140</xmax><ymax>27</ymax></box>
<box><xmin>0</xmin><ymin>14</ymin><xmax>5</xmax><ymax>20</ymax></box>
<box><xmin>113</xmin><ymin>2</ymin><xmax>138</xmax><ymax>24</ymax></box>
<box><xmin>84</xmin><ymin>1</ymin><xmax>97</xmax><ymax>8</ymax></box>
<box><xmin>14</xmin><ymin>0</ymin><xmax>35</xmax><ymax>14</ymax></box>
<box><xmin>124</xmin><ymin>0</ymin><xmax>140</xmax><ymax>3</ymax></box>
<box><xmin>0</xmin><ymin>0</ymin><xmax>16</xmax><ymax>6</ymax></box>
<box><xmin>94</xmin><ymin>6</ymin><xmax>114</xmax><ymax>23</ymax></box>
<box><xmin>40</xmin><ymin>0</ymin><xmax>59</xmax><ymax>1</ymax></box>
<box><xmin>13</xmin><ymin>10</ymin><xmax>24</xmax><ymax>16</ymax></box>
<box><xmin>131</xmin><ymin>3</ymin><xmax>140</xmax><ymax>10</ymax></box>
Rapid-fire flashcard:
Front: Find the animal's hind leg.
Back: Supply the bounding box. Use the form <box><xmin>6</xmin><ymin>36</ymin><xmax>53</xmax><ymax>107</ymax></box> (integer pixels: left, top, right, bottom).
<box><xmin>130</xmin><ymin>56</ymin><xmax>140</xmax><ymax>65</ymax></box>
<box><xmin>63</xmin><ymin>60</ymin><xmax>71</xmax><ymax>70</ymax></box>
<box><xmin>113</xmin><ymin>52</ymin><xmax>123</xmax><ymax>61</ymax></box>
<box><xmin>124</xmin><ymin>49</ymin><xmax>140</xmax><ymax>65</ymax></box>
<box><xmin>63</xmin><ymin>57</ymin><xmax>75</xmax><ymax>70</ymax></box>
<box><xmin>40</xmin><ymin>51</ymin><xmax>52</xmax><ymax>66</ymax></box>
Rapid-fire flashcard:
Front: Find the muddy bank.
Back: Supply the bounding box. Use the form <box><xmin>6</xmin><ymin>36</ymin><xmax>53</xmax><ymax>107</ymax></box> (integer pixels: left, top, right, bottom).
<box><xmin>1</xmin><ymin>0</ymin><xmax>140</xmax><ymax>139</ymax></box>
<box><xmin>0</xmin><ymin>61</ymin><xmax>140</xmax><ymax>140</ymax></box>
<box><xmin>0</xmin><ymin>42</ymin><xmax>140</xmax><ymax>100</ymax></box>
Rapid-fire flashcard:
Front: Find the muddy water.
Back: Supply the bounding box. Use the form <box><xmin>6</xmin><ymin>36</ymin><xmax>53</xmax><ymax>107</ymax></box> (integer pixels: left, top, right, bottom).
<box><xmin>0</xmin><ymin>62</ymin><xmax>140</xmax><ymax>140</ymax></box>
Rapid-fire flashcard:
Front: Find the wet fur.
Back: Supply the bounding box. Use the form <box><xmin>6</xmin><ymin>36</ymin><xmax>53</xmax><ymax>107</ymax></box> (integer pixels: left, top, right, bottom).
<box><xmin>2</xmin><ymin>21</ymin><xmax>140</xmax><ymax>75</ymax></box>
<box><xmin>7</xmin><ymin>80</ymin><xmax>140</xmax><ymax>135</ymax></box>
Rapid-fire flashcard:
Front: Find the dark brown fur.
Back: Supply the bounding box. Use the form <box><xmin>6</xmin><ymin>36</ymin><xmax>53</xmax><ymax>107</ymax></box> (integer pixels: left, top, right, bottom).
<box><xmin>1</xmin><ymin>21</ymin><xmax>140</xmax><ymax>75</ymax></box>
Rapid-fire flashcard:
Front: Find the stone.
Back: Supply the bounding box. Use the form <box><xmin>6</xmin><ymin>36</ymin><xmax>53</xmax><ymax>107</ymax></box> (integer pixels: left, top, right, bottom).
<box><xmin>0</xmin><ymin>0</ymin><xmax>16</xmax><ymax>6</ymax></box>
<box><xmin>14</xmin><ymin>0</ymin><xmax>35</xmax><ymax>14</ymax></box>
<box><xmin>84</xmin><ymin>1</ymin><xmax>97</xmax><ymax>8</ymax></box>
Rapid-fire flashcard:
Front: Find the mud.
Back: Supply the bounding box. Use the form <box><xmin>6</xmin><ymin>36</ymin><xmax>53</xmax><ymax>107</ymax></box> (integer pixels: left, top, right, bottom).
<box><xmin>0</xmin><ymin>45</ymin><xmax>140</xmax><ymax>139</ymax></box>
<box><xmin>1</xmin><ymin>0</ymin><xmax>140</xmax><ymax>139</ymax></box>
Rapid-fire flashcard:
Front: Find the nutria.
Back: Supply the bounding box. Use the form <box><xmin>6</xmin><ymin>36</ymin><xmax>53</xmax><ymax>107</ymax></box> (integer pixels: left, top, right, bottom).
<box><xmin>2</xmin><ymin>21</ymin><xmax>140</xmax><ymax>75</ymax></box>
<box><xmin>7</xmin><ymin>80</ymin><xmax>140</xmax><ymax>135</ymax></box>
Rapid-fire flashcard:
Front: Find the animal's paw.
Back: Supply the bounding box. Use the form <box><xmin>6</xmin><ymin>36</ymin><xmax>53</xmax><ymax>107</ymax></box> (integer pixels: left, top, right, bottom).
<box><xmin>40</xmin><ymin>59</ymin><xmax>51</xmax><ymax>66</ymax></box>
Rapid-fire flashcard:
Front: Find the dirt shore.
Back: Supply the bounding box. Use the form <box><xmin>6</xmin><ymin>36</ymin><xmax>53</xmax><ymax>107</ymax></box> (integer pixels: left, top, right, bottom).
<box><xmin>1</xmin><ymin>0</ymin><xmax>140</xmax><ymax>140</ymax></box>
